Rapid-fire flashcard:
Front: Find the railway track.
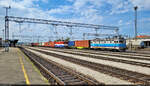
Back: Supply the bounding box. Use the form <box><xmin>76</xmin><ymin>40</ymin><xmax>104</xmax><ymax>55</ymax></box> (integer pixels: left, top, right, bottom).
<box><xmin>19</xmin><ymin>47</ymin><xmax>100</xmax><ymax>85</ymax></box>
<box><xmin>39</xmin><ymin>47</ymin><xmax>150</xmax><ymax>61</ymax></box>
<box><xmin>35</xmin><ymin>47</ymin><xmax>150</xmax><ymax>68</ymax></box>
<box><xmin>55</xmin><ymin>47</ymin><xmax>150</xmax><ymax>57</ymax></box>
<box><xmin>28</xmin><ymin>47</ymin><xmax>150</xmax><ymax>85</ymax></box>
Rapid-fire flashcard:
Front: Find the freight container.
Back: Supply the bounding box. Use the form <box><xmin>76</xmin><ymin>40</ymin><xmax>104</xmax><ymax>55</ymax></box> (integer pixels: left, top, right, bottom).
<box><xmin>49</xmin><ymin>41</ymin><xmax>55</xmax><ymax>47</ymax></box>
<box><xmin>75</xmin><ymin>40</ymin><xmax>90</xmax><ymax>49</ymax></box>
<box><xmin>55</xmin><ymin>41</ymin><xmax>68</xmax><ymax>48</ymax></box>
<box><xmin>68</xmin><ymin>41</ymin><xmax>75</xmax><ymax>48</ymax></box>
<box><xmin>68</xmin><ymin>41</ymin><xmax>75</xmax><ymax>47</ymax></box>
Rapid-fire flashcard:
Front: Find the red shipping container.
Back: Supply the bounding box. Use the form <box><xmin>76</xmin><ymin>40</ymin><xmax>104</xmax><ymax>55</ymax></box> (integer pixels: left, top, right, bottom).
<box><xmin>49</xmin><ymin>41</ymin><xmax>55</xmax><ymax>47</ymax></box>
<box><xmin>75</xmin><ymin>40</ymin><xmax>90</xmax><ymax>48</ymax></box>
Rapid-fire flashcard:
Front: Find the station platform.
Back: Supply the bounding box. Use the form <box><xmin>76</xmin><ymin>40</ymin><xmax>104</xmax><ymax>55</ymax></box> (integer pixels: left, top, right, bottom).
<box><xmin>0</xmin><ymin>47</ymin><xmax>49</xmax><ymax>85</ymax></box>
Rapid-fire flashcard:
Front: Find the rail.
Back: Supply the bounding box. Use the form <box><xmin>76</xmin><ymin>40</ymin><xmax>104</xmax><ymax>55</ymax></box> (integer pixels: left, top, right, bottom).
<box><xmin>29</xmin><ymin>47</ymin><xmax>150</xmax><ymax>85</ymax></box>
<box><xmin>19</xmin><ymin>47</ymin><xmax>100</xmax><ymax>85</ymax></box>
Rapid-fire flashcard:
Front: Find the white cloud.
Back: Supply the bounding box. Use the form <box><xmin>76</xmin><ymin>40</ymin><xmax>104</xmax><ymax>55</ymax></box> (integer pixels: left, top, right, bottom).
<box><xmin>118</xmin><ymin>20</ymin><xmax>123</xmax><ymax>26</ymax></box>
<box><xmin>0</xmin><ymin>0</ymin><xmax>105</xmax><ymax>41</ymax></box>
<box><xmin>107</xmin><ymin>0</ymin><xmax>150</xmax><ymax>15</ymax></box>
<box><xmin>48</xmin><ymin>5</ymin><xmax>72</xmax><ymax>14</ymax></box>
<box><xmin>41</xmin><ymin>0</ymin><xmax>48</xmax><ymax>3</ymax></box>
<box><xmin>0</xmin><ymin>0</ymin><xmax>149</xmax><ymax>40</ymax></box>
<box><xmin>0</xmin><ymin>0</ymin><xmax>39</xmax><ymax>10</ymax></box>
<box><xmin>129</xmin><ymin>0</ymin><xmax>150</xmax><ymax>10</ymax></box>
<box><xmin>47</xmin><ymin>0</ymin><xmax>103</xmax><ymax>24</ymax></box>
<box><xmin>106</xmin><ymin>0</ymin><xmax>131</xmax><ymax>15</ymax></box>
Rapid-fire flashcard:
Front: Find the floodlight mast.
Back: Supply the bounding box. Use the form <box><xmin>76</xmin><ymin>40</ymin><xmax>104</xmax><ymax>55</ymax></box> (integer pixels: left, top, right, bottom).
<box><xmin>134</xmin><ymin>6</ymin><xmax>138</xmax><ymax>40</ymax></box>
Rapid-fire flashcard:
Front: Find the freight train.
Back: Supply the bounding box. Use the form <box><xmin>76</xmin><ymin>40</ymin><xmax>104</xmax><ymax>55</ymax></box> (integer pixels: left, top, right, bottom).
<box><xmin>31</xmin><ymin>36</ymin><xmax>126</xmax><ymax>51</ymax></box>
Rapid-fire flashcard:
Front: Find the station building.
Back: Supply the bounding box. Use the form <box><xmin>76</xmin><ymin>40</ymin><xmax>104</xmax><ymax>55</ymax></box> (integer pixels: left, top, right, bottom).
<box><xmin>126</xmin><ymin>35</ymin><xmax>150</xmax><ymax>49</ymax></box>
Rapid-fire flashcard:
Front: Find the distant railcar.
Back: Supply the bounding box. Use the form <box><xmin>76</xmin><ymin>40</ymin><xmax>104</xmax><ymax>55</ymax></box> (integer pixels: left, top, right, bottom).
<box><xmin>39</xmin><ymin>42</ymin><xmax>44</xmax><ymax>46</ymax></box>
<box><xmin>31</xmin><ymin>43</ymin><xmax>39</xmax><ymax>47</ymax></box>
<box><xmin>44</xmin><ymin>42</ymin><xmax>50</xmax><ymax>47</ymax></box>
<box><xmin>126</xmin><ymin>40</ymin><xmax>145</xmax><ymax>49</ymax></box>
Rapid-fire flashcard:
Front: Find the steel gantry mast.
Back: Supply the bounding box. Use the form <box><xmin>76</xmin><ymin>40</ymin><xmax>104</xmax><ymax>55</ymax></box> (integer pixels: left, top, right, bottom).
<box><xmin>4</xmin><ymin>6</ymin><xmax>11</xmax><ymax>52</ymax></box>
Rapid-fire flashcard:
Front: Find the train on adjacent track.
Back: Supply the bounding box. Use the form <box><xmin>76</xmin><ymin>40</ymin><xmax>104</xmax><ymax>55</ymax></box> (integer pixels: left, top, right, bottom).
<box><xmin>31</xmin><ymin>36</ymin><xmax>126</xmax><ymax>51</ymax></box>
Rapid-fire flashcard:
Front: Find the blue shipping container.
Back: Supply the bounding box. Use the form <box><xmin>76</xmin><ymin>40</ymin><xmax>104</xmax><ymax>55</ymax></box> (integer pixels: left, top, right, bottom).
<box><xmin>68</xmin><ymin>41</ymin><xmax>75</xmax><ymax>47</ymax></box>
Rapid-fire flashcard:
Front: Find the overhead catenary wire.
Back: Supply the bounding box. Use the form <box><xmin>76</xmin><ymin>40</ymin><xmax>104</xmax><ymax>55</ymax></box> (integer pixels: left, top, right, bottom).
<box><xmin>5</xmin><ymin>16</ymin><xmax>120</xmax><ymax>43</ymax></box>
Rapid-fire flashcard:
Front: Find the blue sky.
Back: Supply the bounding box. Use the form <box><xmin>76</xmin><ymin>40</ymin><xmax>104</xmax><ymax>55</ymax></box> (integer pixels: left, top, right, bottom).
<box><xmin>0</xmin><ymin>0</ymin><xmax>150</xmax><ymax>42</ymax></box>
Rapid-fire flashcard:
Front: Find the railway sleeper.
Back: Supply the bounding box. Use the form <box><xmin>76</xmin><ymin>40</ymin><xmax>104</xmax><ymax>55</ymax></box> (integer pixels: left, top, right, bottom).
<box><xmin>59</xmin><ymin>76</ymin><xmax>77</xmax><ymax>80</ymax></box>
<box><xmin>63</xmin><ymin>79</ymin><xmax>83</xmax><ymax>83</ymax></box>
<box><xmin>67</xmin><ymin>81</ymin><xmax>87</xmax><ymax>85</ymax></box>
<box><xmin>58</xmin><ymin>75</ymin><xmax>73</xmax><ymax>78</ymax></box>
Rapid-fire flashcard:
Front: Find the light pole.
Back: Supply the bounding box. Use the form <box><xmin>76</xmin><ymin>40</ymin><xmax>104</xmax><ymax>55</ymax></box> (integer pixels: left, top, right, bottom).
<box><xmin>134</xmin><ymin>6</ymin><xmax>138</xmax><ymax>40</ymax></box>
<box><xmin>2</xmin><ymin>29</ymin><xmax>4</xmax><ymax>47</ymax></box>
<box><xmin>4</xmin><ymin>6</ymin><xmax>11</xmax><ymax>52</ymax></box>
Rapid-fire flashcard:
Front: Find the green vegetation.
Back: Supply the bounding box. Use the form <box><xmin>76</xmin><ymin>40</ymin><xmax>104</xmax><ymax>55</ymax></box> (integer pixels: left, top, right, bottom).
<box><xmin>55</xmin><ymin>37</ymin><xmax>70</xmax><ymax>42</ymax></box>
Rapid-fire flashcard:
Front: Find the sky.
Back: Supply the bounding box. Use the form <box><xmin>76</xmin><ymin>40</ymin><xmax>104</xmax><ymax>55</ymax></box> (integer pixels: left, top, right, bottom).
<box><xmin>0</xmin><ymin>0</ymin><xmax>150</xmax><ymax>42</ymax></box>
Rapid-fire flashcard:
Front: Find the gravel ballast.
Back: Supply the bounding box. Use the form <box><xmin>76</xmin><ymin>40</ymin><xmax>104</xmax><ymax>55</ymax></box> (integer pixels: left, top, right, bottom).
<box><xmin>26</xmin><ymin>48</ymin><xmax>132</xmax><ymax>84</ymax></box>
<box><xmin>30</xmin><ymin>47</ymin><xmax>150</xmax><ymax>75</ymax></box>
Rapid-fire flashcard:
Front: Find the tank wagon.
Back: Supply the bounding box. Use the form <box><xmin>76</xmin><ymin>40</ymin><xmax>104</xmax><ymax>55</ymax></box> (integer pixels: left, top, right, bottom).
<box><xmin>31</xmin><ymin>36</ymin><xmax>126</xmax><ymax>51</ymax></box>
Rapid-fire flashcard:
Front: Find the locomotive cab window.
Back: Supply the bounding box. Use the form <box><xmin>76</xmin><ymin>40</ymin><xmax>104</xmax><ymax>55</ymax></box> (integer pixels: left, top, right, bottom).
<box><xmin>114</xmin><ymin>41</ymin><xmax>118</xmax><ymax>43</ymax></box>
<box><xmin>119</xmin><ymin>40</ymin><xmax>123</xmax><ymax>43</ymax></box>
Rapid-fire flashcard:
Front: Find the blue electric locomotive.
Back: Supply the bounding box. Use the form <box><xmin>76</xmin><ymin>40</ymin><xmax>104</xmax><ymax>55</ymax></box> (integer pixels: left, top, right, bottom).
<box><xmin>90</xmin><ymin>36</ymin><xmax>126</xmax><ymax>51</ymax></box>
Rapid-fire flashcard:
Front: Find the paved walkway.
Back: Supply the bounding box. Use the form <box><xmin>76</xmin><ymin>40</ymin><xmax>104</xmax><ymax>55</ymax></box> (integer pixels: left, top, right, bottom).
<box><xmin>0</xmin><ymin>47</ymin><xmax>49</xmax><ymax>85</ymax></box>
